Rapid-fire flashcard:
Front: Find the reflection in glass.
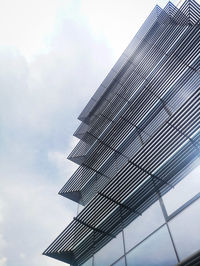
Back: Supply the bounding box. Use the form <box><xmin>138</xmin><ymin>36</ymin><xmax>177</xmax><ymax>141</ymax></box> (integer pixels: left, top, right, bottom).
<box><xmin>81</xmin><ymin>257</ymin><xmax>93</xmax><ymax>266</ymax></box>
<box><xmin>169</xmin><ymin>199</ymin><xmax>200</xmax><ymax>260</ymax></box>
<box><xmin>94</xmin><ymin>232</ymin><xmax>124</xmax><ymax>266</ymax></box>
<box><xmin>112</xmin><ymin>256</ymin><xmax>126</xmax><ymax>266</ymax></box>
<box><xmin>163</xmin><ymin>159</ymin><xmax>200</xmax><ymax>215</ymax></box>
<box><xmin>124</xmin><ymin>201</ymin><xmax>165</xmax><ymax>252</ymax></box>
<box><xmin>78</xmin><ymin>203</ymin><xmax>85</xmax><ymax>214</ymax></box>
<box><xmin>126</xmin><ymin>226</ymin><xmax>177</xmax><ymax>266</ymax></box>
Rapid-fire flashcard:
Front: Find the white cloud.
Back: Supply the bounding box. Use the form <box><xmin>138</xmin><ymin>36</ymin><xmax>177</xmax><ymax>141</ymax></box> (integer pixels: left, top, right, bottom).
<box><xmin>0</xmin><ymin>198</ymin><xmax>7</xmax><ymax>261</ymax></box>
<box><xmin>0</xmin><ymin>4</ymin><xmax>111</xmax><ymax>263</ymax></box>
<box><xmin>0</xmin><ymin>234</ymin><xmax>6</xmax><ymax>254</ymax></box>
<box><xmin>0</xmin><ymin>163</ymin><xmax>76</xmax><ymax>266</ymax></box>
<box><xmin>48</xmin><ymin>137</ymin><xmax>79</xmax><ymax>177</ymax></box>
<box><xmin>79</xmin><ymin>0</ymin><xmax>157</xmax><ymax>58</ymax></box>
<box><xmin>0</xmin><ymin>0</ymin><xmax>182</xmax><ymax>265</ymax></box>
<box><xmin>0</xmin><ymin>257</ymin><xmax>7</xmax><ymax>266</ymax></box>
<box><xmin>0</xmin><ymin>0</ymin><xmax>74</xmax><ymax>61</ymax></box>
<box><xmin>19</xmin><ymin>253</ymin><xmax>26</xmax><ymax>259</ymax></box>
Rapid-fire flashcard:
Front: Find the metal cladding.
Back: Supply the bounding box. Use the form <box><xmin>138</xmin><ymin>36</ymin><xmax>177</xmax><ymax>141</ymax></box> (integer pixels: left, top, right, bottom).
<box><xmin>43</xmin><ymin>0</ymin><xmax>200</xmax><ymax>265</ymax></box>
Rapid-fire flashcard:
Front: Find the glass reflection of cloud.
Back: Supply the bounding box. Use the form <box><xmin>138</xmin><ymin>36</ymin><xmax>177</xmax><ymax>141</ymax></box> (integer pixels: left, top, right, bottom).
<box><xmin>163</xmin><ymin>158</ymin><xmax>200</xmax><ymax>215</ymax></box>
<box><xmin>169</xmin><ymin>199</ymin><xmax>200</xmax><ymax>260</ymax></box>
<box><xmin>126</xmin><ymin>225</ymin><xmax>177</xmax><ymax>266</ymax></box>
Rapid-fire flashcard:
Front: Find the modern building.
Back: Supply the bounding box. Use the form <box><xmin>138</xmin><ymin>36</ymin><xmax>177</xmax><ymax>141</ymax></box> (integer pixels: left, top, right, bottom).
<box><xmin>43</xmin><ymin>0</ymin><xmax>200</xmax><ymax>265</ymax></box>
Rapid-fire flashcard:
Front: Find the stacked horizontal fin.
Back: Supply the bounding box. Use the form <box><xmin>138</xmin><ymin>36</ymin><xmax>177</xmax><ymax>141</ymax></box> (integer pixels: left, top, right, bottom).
<box><xmin>59</xmin><ymin>0</ymin><xmax>200</xmax><ymax>206</ymax></box>
<box><xmin>44</xmin><ymin>0</ymin><xmax>200</xmax><ymax>265</ymax></box>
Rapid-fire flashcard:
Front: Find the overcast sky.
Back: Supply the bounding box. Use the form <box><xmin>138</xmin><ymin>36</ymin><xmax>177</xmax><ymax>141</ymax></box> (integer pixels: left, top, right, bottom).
<box><xmin>0</xmin><ymin>0</ymin><xmax>188</xmax><ymax>266</ymax></box>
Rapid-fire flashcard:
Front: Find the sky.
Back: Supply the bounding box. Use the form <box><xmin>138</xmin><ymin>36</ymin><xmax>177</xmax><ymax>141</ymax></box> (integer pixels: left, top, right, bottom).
<box><xmin>0</xmin><ymin>0</ymin><xmax>190</xmax><ymax>266</ymax></box>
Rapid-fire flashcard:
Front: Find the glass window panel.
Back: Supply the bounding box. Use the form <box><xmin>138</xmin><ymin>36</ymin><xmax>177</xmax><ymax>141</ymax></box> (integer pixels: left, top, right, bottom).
<box><xmin>78</xmin><ymin>203</ymin><xmax>85</xmax><ymax>214</ymax></box>
<box><xmin>81</xmin><ymin>257</ymin><xmax>93</xmax><ymax>266</ymax></box>
<box><xmin>162</xmin><ymin>158</ymin><xmax>200</xmax><ymax>215</ymax></box>
<box><xmin>124</xmin><ymin>201</ymin><xmax>165</xmax><ymax>252</ymax></box>
<box><xmin>126</xmin><ymin>225</ymin><xmax>177</xmax><ymax>266</ymax></box>
<box><xmin>169</xmin><ymin>198</ymin><xmax>200</xmax><ymax>260</ymax></box>
<box><xmin>112</xmin><ymin>257</ymin><xmax>126</xmax><ymax>266</ymax></box>
<box><xmin>94</xmin><ymin>232</ymin><xmax>124</xmax><ymax>266</ymax></box>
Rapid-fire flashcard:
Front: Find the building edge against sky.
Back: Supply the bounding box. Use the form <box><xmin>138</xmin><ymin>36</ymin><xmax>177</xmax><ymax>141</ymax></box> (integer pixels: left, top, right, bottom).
<box><xmin>43</xmin><ymin>0</ymin><xmax>200</xmax><ymax>265</ymax></box>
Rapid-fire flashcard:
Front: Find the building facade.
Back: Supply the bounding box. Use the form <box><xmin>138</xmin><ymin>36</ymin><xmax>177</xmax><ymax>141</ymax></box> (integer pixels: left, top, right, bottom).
<box><xmin>43</xmin><ymin>0</ymin><xmax>200</xmax><ymax>265</ymax></box>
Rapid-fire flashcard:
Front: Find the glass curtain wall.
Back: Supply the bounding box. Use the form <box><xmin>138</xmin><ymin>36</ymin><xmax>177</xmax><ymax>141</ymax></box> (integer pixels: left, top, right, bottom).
<box><xmin>82</xmin><ymin>158</ymin><xmax>200</xmax><ymax>266</ymax></box>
